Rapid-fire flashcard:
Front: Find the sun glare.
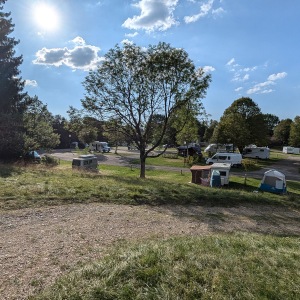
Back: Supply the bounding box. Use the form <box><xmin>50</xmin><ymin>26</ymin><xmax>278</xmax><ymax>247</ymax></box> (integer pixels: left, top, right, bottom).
<box><xmin>33</xmin><ymin>3</ymin><xmax>60</xmax><ymax>32</ymax></box>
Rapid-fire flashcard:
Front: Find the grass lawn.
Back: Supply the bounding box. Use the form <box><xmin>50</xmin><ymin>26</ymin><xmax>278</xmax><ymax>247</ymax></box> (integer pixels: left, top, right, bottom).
<box><xmin>31</xmin><ymin>233</ymin><xmax>300</xmax><ymax>300</ymax></box>
<box><xmin>1</xmin><ymin>161</ymin><xmax>299</xmax><ymax>299</ymax></box>
<box><xmin>0</xmin><ymin>162</ymin><xmax>299</xmax><ymax>211</ymax></box>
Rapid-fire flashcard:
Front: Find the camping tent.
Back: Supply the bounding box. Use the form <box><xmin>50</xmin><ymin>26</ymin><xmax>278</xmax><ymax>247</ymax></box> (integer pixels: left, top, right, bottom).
<box><xmin>259</xmin><ymin>169</ymin><xmax>287</xmax><ymax>194</ymax></box>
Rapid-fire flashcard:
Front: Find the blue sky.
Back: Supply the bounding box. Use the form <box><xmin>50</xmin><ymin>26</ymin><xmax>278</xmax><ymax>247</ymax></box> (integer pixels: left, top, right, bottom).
<box><xmin>5</xmin><ymin>0</ymin><xmax>300</xmax><ymax>121</ymax></box>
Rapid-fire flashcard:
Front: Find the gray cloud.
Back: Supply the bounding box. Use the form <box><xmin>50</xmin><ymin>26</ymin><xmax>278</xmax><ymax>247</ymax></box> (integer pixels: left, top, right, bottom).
<box><xmin>33</xmin><ymin>37</ymin><xmax>103</xmax><ymax>71</ymax></box>
<box><xmin>122</xmin><ymin>0</ymin><xmax>179</xmax><ymax>32</ymax></box>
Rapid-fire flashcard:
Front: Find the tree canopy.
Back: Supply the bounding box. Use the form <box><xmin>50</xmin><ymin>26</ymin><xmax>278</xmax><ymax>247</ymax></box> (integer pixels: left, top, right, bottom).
<box><xmin>288</xmin><ymin>116</ymin><xmax>300</xmax><ymax>147</ymax></box>
<box><xmin>273</xmin><ymin>118</ymin><xmax>293</xmax><ymax>146</ymax></box>
<box><xmin>212</xmin><ymin>97</ymin><xmax>268</xmax><ymax>153</ymax></box>
<box><xmin>0</xmin><ymin>0</ymin><xmax>27</xmax><ymax>159</ymax></box>
<box><xmin>82</xmin><ymin>42</ymin><xmax>211</xmax><ymax>178</ymax></box>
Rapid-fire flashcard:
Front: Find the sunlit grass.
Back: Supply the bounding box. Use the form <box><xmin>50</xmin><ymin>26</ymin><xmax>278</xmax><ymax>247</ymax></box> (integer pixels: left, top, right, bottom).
<box><xmin>31</xmin><ymin>233</ymin><xmax>300</xmax><ymax>300</ymax></box>
<box><xmin>0</xmin><ymin>162</ymin><xmax>299</xmax><ymax>211</ymax></box>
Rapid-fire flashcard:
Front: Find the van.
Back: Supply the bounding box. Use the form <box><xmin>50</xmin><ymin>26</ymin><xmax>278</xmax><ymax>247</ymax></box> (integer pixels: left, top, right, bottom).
<box><xmin>72</xmin><ymin>154</ymin><xmax>98</xmax><ymax>171</ymax></box>
<box><xmin>206</xmin><ymin>152</ymin><xmax>242</xmax><ymax>167</ymax></box>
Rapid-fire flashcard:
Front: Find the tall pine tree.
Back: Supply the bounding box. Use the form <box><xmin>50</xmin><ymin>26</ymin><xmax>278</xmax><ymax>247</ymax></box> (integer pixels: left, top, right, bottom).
<box><xmin>0</xmin><ymin>0</ymin><xmax>27</xmax><ymax>159</ymax></box>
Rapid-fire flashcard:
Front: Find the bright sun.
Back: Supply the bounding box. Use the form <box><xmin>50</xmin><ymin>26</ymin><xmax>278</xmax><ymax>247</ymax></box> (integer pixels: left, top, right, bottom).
<box><xmin>33</xmin><ymin>3</ymin><xmax>60</xmax><ymax>32</ymax></box>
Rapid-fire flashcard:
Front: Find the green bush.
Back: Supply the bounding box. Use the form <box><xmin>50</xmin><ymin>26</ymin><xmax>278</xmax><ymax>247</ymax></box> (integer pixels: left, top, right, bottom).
<box><xmin>41</xmin><ymin>155</ymin><xmax>60</xmax><ymax>166</ymax></box>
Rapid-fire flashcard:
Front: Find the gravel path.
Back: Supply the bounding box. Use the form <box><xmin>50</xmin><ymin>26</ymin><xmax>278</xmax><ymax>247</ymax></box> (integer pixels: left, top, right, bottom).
<box><xmin>1</xmin><ymin>202</ymin><xmax>300</xmax><ymax>299</ymax></box>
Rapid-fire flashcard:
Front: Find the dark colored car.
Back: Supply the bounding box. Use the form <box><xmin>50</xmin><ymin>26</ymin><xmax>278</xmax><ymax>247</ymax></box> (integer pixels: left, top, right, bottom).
<box><xmin>177</xmin><ymin>144</ymin><xmax>202</xmax><ymax>158</ymax></box>
<box><xmin>24</xmin><ymin>151</ymin><xmax>41</xmax><ymax>163</ymax></box>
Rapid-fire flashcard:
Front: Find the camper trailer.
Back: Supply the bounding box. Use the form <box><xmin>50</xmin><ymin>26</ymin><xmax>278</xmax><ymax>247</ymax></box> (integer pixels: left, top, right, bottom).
<box><xmin>242</xmin><ymin>146</ymin><xmax>270</xmax><ymax>159</ymax></box>
<box><xmin>89</xmin><ymin>141</ymin><xmax>111</xmax><ymax>153</ymax></box>
<box><xmin>211</xmin><ymin>163</ymin><xmax>231</xmax><ymax>185</ymax></box>
<box><xmin>206</xmin><ymin>153</ymin><xmax>242</xmax><ymax>167</ymax></box>
<box><xmin>283</xmin><ymin>146</ymin><xmax>300</xmax><ymax>154</ymax></box>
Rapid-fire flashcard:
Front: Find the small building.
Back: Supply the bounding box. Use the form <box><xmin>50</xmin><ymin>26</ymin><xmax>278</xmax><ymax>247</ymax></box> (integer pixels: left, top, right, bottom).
<box><xmin>190</xmin><ymin>162</ymin><xmax>231</xmax><ymax>186</ymax></box>
<box><xmin>283</xmin><ymin>146</ymin><xmax>300</xmax><ymax>154</ymax></box>
<box><xmin>72</xmin><ymin>154</ymin><xmax>98</xmax><ymax>171</ymax></box>
<box><xmin>190</xmin><ymin>165</ymin><xmax>211</xmax><ymax>186</ymax></box>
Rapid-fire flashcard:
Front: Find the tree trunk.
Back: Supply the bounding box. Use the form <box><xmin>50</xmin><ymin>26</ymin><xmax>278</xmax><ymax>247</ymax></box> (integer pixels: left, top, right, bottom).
<box><xmin>139</xmin><ymin>150</ymin><xmax>146</xmax><ymax>178</ymax></box>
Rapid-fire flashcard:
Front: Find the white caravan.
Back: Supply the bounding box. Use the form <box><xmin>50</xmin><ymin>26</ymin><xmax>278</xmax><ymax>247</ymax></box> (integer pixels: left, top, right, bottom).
<box><xmin>283</xmin><ymin>146</ymin><xmax>300</xmax><ymax>154</ymax></box>
<box><xmin>242</xmin><ymin>146</ymin><xmax>270</xmax><ymax>159</ymax></box>
<box><xmin>206</xmin><ymin>152</ymin><xmax>242</xmax><ymax>167</ymax></box>
<box><xmin>89</xmin><ymin>141</ymin><xmax>111</xmax><ymax>153</ymax></box>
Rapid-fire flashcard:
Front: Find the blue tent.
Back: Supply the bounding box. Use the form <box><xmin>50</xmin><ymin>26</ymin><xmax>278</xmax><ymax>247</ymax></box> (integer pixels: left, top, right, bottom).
<box><xmin>259</xmin><ymin>169</ymin><xmax>287</xmax><ymax>194</ymax></box>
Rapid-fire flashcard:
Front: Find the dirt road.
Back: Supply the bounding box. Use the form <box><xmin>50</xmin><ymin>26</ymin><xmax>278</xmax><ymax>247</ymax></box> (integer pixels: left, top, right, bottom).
<box><xmin>1</xmin><ymin>203</ymin><xmax>300</xmax><ymax>299</ymax></box>
<box><xmin>49</xmin><ymin>148</ymin><xmax>300</xmax><ymax>181</ymax></box>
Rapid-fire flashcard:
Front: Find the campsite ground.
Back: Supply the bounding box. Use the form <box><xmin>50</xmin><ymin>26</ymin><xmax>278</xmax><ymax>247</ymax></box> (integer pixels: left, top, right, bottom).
<box><xmin>1</xmin><ymin>150</ymin><xmax>299</xmax><ymax>299</ymax></box>
<box><xmin>49</xmin><ymin>147</ymin><xmax>300</xmax><ymax>181</ymax></box>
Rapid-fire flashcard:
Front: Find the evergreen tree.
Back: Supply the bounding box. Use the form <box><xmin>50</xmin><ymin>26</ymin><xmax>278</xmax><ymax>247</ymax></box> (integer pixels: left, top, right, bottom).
<box><xmin>0</xmin><ymin>0</ymin><xmax>27</xmax><ymax>159</ymax></box>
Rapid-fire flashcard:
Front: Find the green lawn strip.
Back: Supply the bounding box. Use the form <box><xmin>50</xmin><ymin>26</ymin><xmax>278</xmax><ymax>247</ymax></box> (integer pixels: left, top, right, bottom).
<box><xmin>0</xmin><ymin>163</ymin><xmax>299</xmax><ymax>211</ymax></box>
<box><xmin>30</xmin><ymin>233</ymin><xmax>300</xmax><ymax>300</ymax></box>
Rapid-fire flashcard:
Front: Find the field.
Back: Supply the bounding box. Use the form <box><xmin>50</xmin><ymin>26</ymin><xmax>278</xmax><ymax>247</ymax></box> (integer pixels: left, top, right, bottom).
<box><xmin>0</xmin><ymin>160</ymin><xmax>300</xmax><ymax>299</ymax></box>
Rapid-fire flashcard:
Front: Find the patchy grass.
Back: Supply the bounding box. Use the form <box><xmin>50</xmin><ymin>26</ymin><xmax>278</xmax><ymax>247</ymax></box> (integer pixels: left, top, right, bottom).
<box><xmin>30</xmin><ymin>233</ymin><xmax>300</xmax><ymax>300</ymax></box>
<box><xmin>0</xmin><ymin>163</ymin><xmax>299</xmax><ymax>211</ymax></box>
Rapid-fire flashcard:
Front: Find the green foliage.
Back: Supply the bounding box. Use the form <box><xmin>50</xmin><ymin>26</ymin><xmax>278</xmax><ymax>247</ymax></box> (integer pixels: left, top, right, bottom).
<box><xmin>82</xmin><ymin>42</ymin><xmax>211</xmax><ymax>177</ymax></box>
<box><xmin>289</xmin><ymin>116</ymin><xmax>300</xmax><ymax>147</ymax></box>
<box><xmin>0</xmin><ymin>1</ymin><xmax>27</xmax><ymax>159</ymax></box>
<box><xmin>41</xmin><ymin>155</ymin><xmax>59</xmax><ymax>166</ymax></box>
<box><xmin>273</xmin><ymin>118</ymin><xmax>293</xmax><ymax>145</ymax></box>
<box><xmin>23</xmin><ymin>96</ymin><xmax>60</xmax><ymax>151</ymax></box>
<box><xmin>213</xmin><ymin>97</ymin><xmax>268</xmax><ymax>152</ymax></box>
<box><xmin>32</xmin><ymin>234</ymin><xmax>300</xmax><ymax>300</ymax></box>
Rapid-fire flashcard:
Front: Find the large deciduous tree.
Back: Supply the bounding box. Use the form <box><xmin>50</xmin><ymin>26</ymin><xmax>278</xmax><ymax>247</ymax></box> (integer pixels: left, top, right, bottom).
<box><xmin>288</xmin><ymin>116</ymin><xmax>300</xmax><ymax>147</ymax></box>
<box><xmin>82</xmin><ymin>42</ymin><xmax>211</xmax><ymax>178</ymax></box>
<box><xmin>273</xmin><ymin>118</ymin><xmax>292</xmax><ymax>146</ymax></box>
<box><xmin>0</xmin><ymin>0</ymin><xmax>27</xmax><ymax>159</ymax></box>
<box><xmin>212</xmin><ymin>97</ymin><xmax>268</xmax><ymax>153</ymax></box>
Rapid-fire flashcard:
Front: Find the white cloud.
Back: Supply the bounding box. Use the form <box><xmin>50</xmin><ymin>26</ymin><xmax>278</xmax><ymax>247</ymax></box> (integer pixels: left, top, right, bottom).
<box><xmin>33</xmin><ymin>37</ymin><xmax>103</xmax><ymax>71</ymax></box>
<box><xmin>267</xmin><ymin>72</ymin><xmax>287</xmax><ymax>81</ymax></box>
<box><xmin>226</xmin><ymin>58</ymin><xmax>235</xmax><ymax>66</ymax></box>
<box><xmin>235</xmin><ymin>87</ymin><xmax>243</xmax><ymax>92</ymax></box>
<box><xmin>246</xmin><ymin>71</ymin><xmax>287</xmax><ymax>95</ymax></box>
<box><xmin>25</xmin><ymin>79</ymin><xmax>38</xmax><ymax>87</ymax></box>
<box><xmin>121</xmin><ymin>39</ymin><xmax>134</xmax><ymax>45</ymax></box>
<box><xmin>212</xmin><ymin>7</ymin><xmax>225</xmax><ymax>17</ymax></box>
<box><xmin>184</xmin><ymin>0</ymin><xmax>214</xmax><ymax>23</ymax></box>
<box><xmin>125</xmin><ymin>31</ymin><xmax>139</xmax><ymax>37</ymax></box>
<box><xmin>202</xmin><ymin>65</ymin><xmax>215</xmax><ymax>73</ymax></box>
<box><xmin>247</xmin><ymin>81</ymin><xmax>275</xmax><ymax>95</ymax></box>
<box><xmin>122</xmin><ymin>0</ymin><xmax>179</xmax><ymax>32</ymax></box>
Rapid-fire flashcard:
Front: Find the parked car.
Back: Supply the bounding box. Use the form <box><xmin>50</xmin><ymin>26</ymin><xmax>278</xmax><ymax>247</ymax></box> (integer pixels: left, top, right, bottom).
<box><xmin>24</xmin><ymin>150</ymin><xmax>41</xmax><ymax>163</ymax></box>
<box><xmin>177</xmin><ymin>143</ymin><xmax>202</xmax><ymax>157</ymax></box>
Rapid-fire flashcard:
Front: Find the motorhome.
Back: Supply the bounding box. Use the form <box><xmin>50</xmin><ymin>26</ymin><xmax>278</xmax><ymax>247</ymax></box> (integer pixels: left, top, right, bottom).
<box><xmin>206</xmin><ymin>152</ymin><xmax>242</xmax><ymax>167</ymax></box>
<box><xmin>72</xmin><ymin>154</ymin><xmax>98</xmax><ymax>171</ymax></box>
<box><xmin>204</xmin><ymin>144</ymin><xmax>234</xmax><ymax>153</ymax></box>
<box><xmin>89</xmin><ymin>141</ymin><xmax>111</xmax><ymax>153</ymax></box>
<box><xmin>242</xmin><ymin>146</ymin><xmax>270</xmax><ymax>159</ymax></box>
